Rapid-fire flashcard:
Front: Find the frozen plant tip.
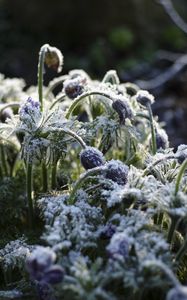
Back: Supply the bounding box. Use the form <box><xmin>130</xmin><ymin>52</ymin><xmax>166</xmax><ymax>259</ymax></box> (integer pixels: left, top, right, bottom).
<box><xmin>105</xmin><ymin>159</ymin><xmax>129</xmax><ymax>185</ymax></box>
<box><xmin>80</xmin><ymin>146</ymin><xmax>105</xmax><ymax>170</ymax></box>
<box><xmin>107</xmin><ymin>232</ymin><xmax>130</xmax><ymax>260</ymax></box>
<box><xmin>155</xmin><ymin>128</ymin><xmax>169</xmax><ymax>150</ymax></box>
<box><xmin>166</xmin><ymin>286</ymin><xmax>187</xmax><ymax>300</ymax></box>
<box><xmin>63</xmin><ymin>75</ymin><xmax>87</xmax><ymax>99</ymax></box>
<box><xmin>176</xmin><ymin>144</ymin><xmax>187</xmax><ymax>164</ymax></box>
<box><xmin>112</xmin><ymin>98</ymin><xmax>132</xmax><ymax>124</ymax></box>
<box><xmin>136</xmin><ymin>90</ymin><xmax>154</xmax><ymax>106</ymax></box>
<box><xmin>44</xmin><ymin>45</ymin><xmax>63</xmax><ymax>73</ymax></box>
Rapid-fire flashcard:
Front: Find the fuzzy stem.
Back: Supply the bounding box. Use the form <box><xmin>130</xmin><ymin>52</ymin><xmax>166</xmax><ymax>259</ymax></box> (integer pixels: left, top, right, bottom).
<box><xmin>143</xmin><ymin>155</ymin><xmax>176</xmax><ymax>176</ymax></box>
<box><xmin>167</xmin><ymin>217</ymin><xmax>178</xmax><ymax>244</ymax></box>
<box><xmin>175</xmin><ymin>238</ymin><xmax>187</xmax><ymax>262</ymax></box>
<box><xmin>38</xmin><ymin>44</ymin><xmax>48</xmax><ymax>111</ymax></box>
<box><xmin>65</xmin><ymin>91</ymin><xmax>114</xmax><ymax>119</ymax></box>
<box><xmin>102</xmin><ymin>70</ymin><xmax>120</xmax><ymax>85</ymax></box>
<box><xmin>49</xmin><ymin>93</ymin><xmax>66</xmax><ymax>110</ymax></box>
<box><xmin>26</xmin><ymin>162</ymin><xmax>34</xmax><ymax>229</ymax></box>
<box><xmin>68</xmin><ymin>165</ymin><xmax>106</xmax><ymax>205</ymax></box>
<box><xmin>143</xmin><ymin>260</ymin><xmax>180</xmax><ymax>287</ymax></box>
<box><xmin>0</xmin><ymin>144</ymin><xmax>8</xmax><ymax>176</ymax></box>
<box><xmin>45</xmin><ymin>75</ymin><xmax>68</xmax><ymax>98</ymax></box>
<box><xmin>175</xmin><ymin>159</ymin><xmax>187</xmax><ymax>196</ymax></box>
<box><xmin>42</xmin><ymin>162</ymin><xmax>48</xmax><ymax>193</ymax></box>
<box><xmin>0</xmin><ymin>102</ymin><xmax>20</xmax><ymax>113</ymax></box>
<box><xmin>147</xmin><ymin>103</ymin><xmax>157</xmax><ymax>155</ymax></box>
<box><xmin>46</xmin><ymin>128</ymin><xmax>87</xmax><ymax>149</ymax></box>
<box><xmin>51</xmin><ymin>162</ymin><xmax>57</xmax><ymax>190</ymax></box>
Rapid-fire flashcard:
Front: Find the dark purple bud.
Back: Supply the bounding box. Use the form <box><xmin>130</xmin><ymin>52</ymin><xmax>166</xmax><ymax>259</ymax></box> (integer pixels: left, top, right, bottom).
<box><xmin>106</xmin><ymin>160</ymin><xmax>129</xmax><ymax>185</ymax></box>
<box><xmin>63</xmin><ymin>75</ymin><xmax>87</xmax><ymax>99</ymax></box>
<box><xmin>26</xmin><ymin>247</ymin><xmax>56</xmax><ymax>281</ymax></box>
<box><xmin>43</xmin><ymin>265</ymin><xmax>64</xmax><ymax>284</ymax></box>
<box><xmin>100</xmin><ymin>224</ymin><xmax>116</xmax><ymax>239</ymax></box>
<box><xmin>136</xmin><ymin>90</ymin><xmax>154</xmax><ymax>106</ymax></box>
<box><xmin>0</xmin><ymin>107</ymin><xmax>13</xmax><ymax>123</ymax></box>
<box><xmin>44</xmin><ymin>45</ymin><xmax>63</xmax><ymax>73</ymax></box>
<box><xmin>155</xmin><ymin>129</ymin><xmax>169</xmax><ymax>150</ymax></box>
<box><xmin>80</xmin><ymin>146</ymin><xmax>105</xmax><ymax>170</ymax></box>
<box><xmin>166</xmin><ymin>287</ymin><xmax>187</xmax><ymax>300</ymax></box>
<box><xmin>107</xmin><ymin>232</ymin><xmax>130</xmax><ymax>260</ymax></box>
<box><xmin>176</xmin><ymin>145</ymin><xmax>187</xmax><ymax>164</ymax></box>
<box><xmin>112</xmin><ymin>99</ymin><xmax>132</xmax><ymax>125</ymax></box>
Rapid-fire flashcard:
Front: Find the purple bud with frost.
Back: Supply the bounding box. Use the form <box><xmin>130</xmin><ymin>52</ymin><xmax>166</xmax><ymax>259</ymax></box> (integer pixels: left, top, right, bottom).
<box><xmin>63</xmin><ymin>75</ymin><xmax>87</xmax><ymax>99</ymax></box>
<box><xmin>43</xmin><ymin>265</ymin><xmax>64</xmax><ymax>284</ymax></box>
<box><xmin>106</xmin><ymin>160</ymin><xmax>129</xmax><ymax>185</ymax></box>
<box><xmin>80</xmin><ymin>146</ymin><xmax>105</xmax><ymax>170</ymax></box>
<box><xmin>112</xmin><ymin>99</ymin><xmax>132</xmax><ymax>124</ymax></box>
<box><xmin>107</xmin><ymin>232</ymin><xmax>130</xmax><ymax>260</ymax></box>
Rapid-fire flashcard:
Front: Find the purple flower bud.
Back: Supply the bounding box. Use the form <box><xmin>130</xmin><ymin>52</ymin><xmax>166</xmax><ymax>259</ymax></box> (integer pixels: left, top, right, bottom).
<box><xmin>112</xmin><ymin>99</ymin><xmax>132</xmax><ymax>125</ymax></box>
<box><xmin>100</xmin><ymin>224</ymin><xmax>116</xmax><ymax>239</ymax></box>
<box><xmin>106</xmin><ymin>160</ymin><xmax>129</xmax><ymax>185</ymax></box>
<box><xmin>136</xmin><ymin>90</ymin><xmax>154</xmax><ymax>106</ymax></box>
<box><xmin>44</xmin><ymin>45</ymin><xmax>64</xmax><ymax>73</ymax></box>
<box><xmin>26</xmin><ymin>247</ymin><xmax>56</xmax><ymax>281</ymax></box>
<box><xmin>63</xmin><ymin>75</ymin><xmax>86</xmax><ymax>99</ymax></box>
<box><xmin>0</xmin><ymin>107</ymin><xmax>13</xmax><ymax>123</ymax></box>
<box><xmin>155</xmin><ymin>129</ymin><xmax>169</xmax><ymax>150</ymax></box>
<box><xmin>19</xmin><ymin>97</ymin><xmax>40</xmax><ymax>119</ymax></box>
<box><xmin>166</xmin><ymin>287</ymin><xmax>187</xmax><ymax>300</ymax></box>
<box><xmin>107</xmin><ymin>232</ymin><xmax>130</xmax><ymax>260</ymax></box>
<box><xmin>176</xmin><ymin>144</ymin><xmax>187</xmax><ymax>164</ymax></box>
<box><xmin>43</xmin><ymin>265</ymin><xmax>64</xmax><ymax>284</ymax></box>
<box><xmin>80</xmin><ymin>146</ymin><xmax>105</xmax><ymax>170</ymax></box>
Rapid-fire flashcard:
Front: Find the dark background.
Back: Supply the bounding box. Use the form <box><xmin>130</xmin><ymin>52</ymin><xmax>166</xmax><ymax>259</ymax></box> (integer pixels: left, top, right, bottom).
<box><xmin>0</xmin><ymin>0</ymin><xmax>187</xmax><ymax>147</ymax></box>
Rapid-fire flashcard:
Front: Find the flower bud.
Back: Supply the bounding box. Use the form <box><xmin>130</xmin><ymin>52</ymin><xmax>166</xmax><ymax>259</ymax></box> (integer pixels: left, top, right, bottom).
<box><xmin>136</xmin><ymin>90</ymin><xmax>154</xmax><ymax>106</ymax></box>
<box><xmin>45</xmin><ymin>45</ymin><xmax>63</xmax><ymax>73</ymax></box>
<box><xmin>176</xmin><ymin>144</ymin><xmax>187</xmax><ymax>164</ymax></box>
<box><xmin>26</xmin><ymin>247</ymin><xmax>56</xmax><ymax>281</ymax></box>
<box><xmin>80</xmin><ymin>146</ymin><xmax>105</xmax><ymax>170</ymax></box>
<box><xmin>107</xmin><ymin>232</ymin><xmax>130</xmax><ymax>260</ymax></box>
<box><xmin>0</xmin><ymin>107</ymin><xmax>13</xmax><ymax>123</ymax></box>
<box><xmin>43</xmin><ymin>265</ymin><xmax>64</xmax><ymax>284</ymax></box>
<box><xmin>166</xmin><ymin>287</ymin><xmax>187</xmax><ymax>300</ymax></box>
<box><xmin>155</xmin><ymin>129</ymin><xmax>169</xmax><ymax>150</ymax></box>
<box><xmin>63</xmin><ymin>75</ymin><xmax>87</xmax><ymax>100</ymax></box>
<box><xmin>112</xmin><ymin>98</ymin><xmax>132</xmax><ymax>125</ymax></box>
<box><xmin>106</xmin><ymin>160</ymin><xmax>129</xmax><ymax>185</ymax></box>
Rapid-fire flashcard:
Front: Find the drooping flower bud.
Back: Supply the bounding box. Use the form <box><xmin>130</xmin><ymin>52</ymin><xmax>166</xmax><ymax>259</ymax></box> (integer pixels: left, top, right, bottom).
<box><xmin>80</xmin><ymin>146</ymin><xmax>105</xmax><ymax>170</ymax></box>
<box><xmin>0</xmin><ymin>107</ymin><xmax>13</xmax><ymax>123</ymax></box>
<box><xmin>112</xmin><ymin>98</ymin><xmax>132</xmax><ymax>124</ymax></box>
<box><xmin>105</xmin><ymin>159</ymin><xmax>129</xmax><ymax>185</ymax></box>
<box><xmin>166</xmin><ymin>286</ymin><xmax>187</xmax><ymax>300</ymax></box>
<box><xmin>136</xmin><ymin>90</ymin><xmax>154</xmax><ymax>106</ymax></box>
<box><xmin>44</xmin><ymin>45</ymin><xmax>64</xmax><ymax>73</ymax></box>
<box><xmin>176</xmin><ymin>144</ymin><xmax>187</xmax><ymax>164</ymax></box>
<box><xmin>63</xmin><ymin>75</ymin><xmax>87</xmax><ymax>100</ymax></box>
<box><xmin>107</xmin><ymin>232</ymin><xmax>130</xmax><ymax>260</ymax></box>
<box><xmin>155</xmin><ymin>129</ymin><xmax>169</xmax><ymax>150</ymax></box>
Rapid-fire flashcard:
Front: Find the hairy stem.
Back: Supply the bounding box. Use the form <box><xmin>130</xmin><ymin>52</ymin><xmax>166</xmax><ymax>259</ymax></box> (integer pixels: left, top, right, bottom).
<box><xmin>38</xmin><ymin>44</ymin><xmax>48</xmax><ymax>111</ymax></box>
<box><xmin>26</xmin><ymin>162</ymin><xmax>34</xmax><ymax>229</ymax></box>
<box><xmin>0</xmin><ymin>144</ymin><xmax>8</xmax><ymax>176</ymax></box>
<box><xmin>167</xmin><ymin>217</ymin><xmax>178</xmax><ymax>244</ymax></box>
<box><xmin>51</xmin><ymin>162</ymin><xmax>57</xmax><ymax>190</ymax></box>
<box><xmin>175</xmin><ymin>159</ymin><xmax>187</xmax><ymax>196</ymax></box>
<box><xmin>42</xmin><ymin>162</ymin><xmax>48</xmax><ymax>193</ymax></box>
<box><xmin>68</xmin><ymin>166</ymin><xmax>106</xmax><ymax>205</ymax></box>
<box><xmin>147</xmin><ymin>102</ymin><xmax>157</xmax><ymax>155</ymax></box>
<box><xmin>175</xmin><ymin>238</ymin><xmax>187</xmax><ymax>262</ymax></box>
<box><xmin>49</xmin><ymin>93</ymin><xmax>66</xmax><ymax>110</ymax></box>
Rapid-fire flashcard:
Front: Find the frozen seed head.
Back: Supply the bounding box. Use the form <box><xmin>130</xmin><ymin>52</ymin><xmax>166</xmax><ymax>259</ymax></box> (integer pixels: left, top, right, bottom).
<box><xmin>44</xmin><ymin>45</ymin><xmax>63</xmax><ymax>73</ymax></box>
<box><xmin>107</xmin><ymin>232</ymin><xmax>130</xmax><ymax>260</ymax></box>
<box><xmin>166</xmin><ymin>287</ymin><xmax>187</xmax><ymax>300</ymax></box>
<box><xmin>80</xmin><ymin>146</ymin><xmax>105</xmax><ymax>170</ymax></box>
<box><xmin>136</xmin><ymin>90</ymin><xmax>154</xmax><ymax>106</ymax></box>
<box><xmin>155</xmin><ymin>129</ymin><xmax>169</xmax><ymax>150</ymax></box>
<box><xmin>26</xmin><ymin>246</ymin><xmax>56</xmax><ymax>281</ymax></box>
<box><xmin>176</xmin><ymin>144</ymin><xmax>187</xmax><ymax>164</ymax></box>
<box><xmin>112</xmin><ymin>98</ymin><xmax>132</xmax><ymax>125</ymax></box>
<box><xmin>42</xmin><ymin>265</ymin><xmax>64</xmax><ymax>284</ymax></box>
<box><xmin>106</xmin><ymin>159</ymin><xmax>129</xmax><ymax>185</ymax></box>
<box><xmin>63</xmin><ymin>75</ymin><xmax>87</xmax><ymax>100</ymax></box>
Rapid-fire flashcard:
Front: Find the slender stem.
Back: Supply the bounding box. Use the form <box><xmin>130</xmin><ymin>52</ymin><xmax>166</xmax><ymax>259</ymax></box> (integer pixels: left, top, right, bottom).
<box><xmin>65</xmin><ymin>91</ymin><xmax>114</xmax><ymax>119</ymax></box>
<box><xmin>68</xmin><ymin>165</ymin><xmax>106</xmax><ymax>205</ymax></box>
<box><xmin>38</xmin><ymin>44</ymin><xmax>48</xmax><ymax>111</ymax></box>
<box><xmin>143</xmin><ymin>155</ymin><xmax>176</xmax><ymax>176</ymax></box>
<box><xmin>42</xmin><ymin>162</ymin><xmax>48</xmax><ymax>193</ymax></box>
<box><xmin>175</xmin><ymin>159</ymin><xmax>187</xmax><ymax>196</ymax></box>
<box><xmin>0</xmin><ymin>144</ymin><xmax>8</xmax><ymax>176</ymax></box>
<box><xmin>45</xmin><ymin>75</ymin><xmax>68</xmax><ymax>98</ymax></box>
<box><xmin>46</xmin><ymin>128</ymin><xmax>87</xmax><ymax>149</ymax></box>
<box><xmin>0</xmin><ymin>102</ymin><xmax>20</xmax><ymax>113</ymax></box>
<box><xmin>143</xmin><ymin>260</ymin><xmax>181</xmax><ymax>287</ymax></box>
<box><xmin>49</xmin><ymin>93</ymin><xmax>66</xmax><ymax>110</ymax></box>
<box><xmin>147</xmin><ymin>103</ymin><xmax>157</xmax><ymax>155</ymax></box>
<box><xmin>26</xmin><ymin>162</ymin><xmax>34</xmax><ymax>229</ymax></box>
<box><xmin>51</xmin><ymin>162</ymin><xmax>57</xmax><ymax>190</ymax></box>
<box><xmin>175</xmin><ymin>238</ymin><xmax>187</xmax><ymax>262</ymax></box>
<box><xmin>102</xmin><ymin>70</ymin><xmax>120</xmax><ymax>85</ymax></box>
<box><xmin>167</xmin><ymin>217</ymin><xmax>178</xmax><ymax>244</ymax></box>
